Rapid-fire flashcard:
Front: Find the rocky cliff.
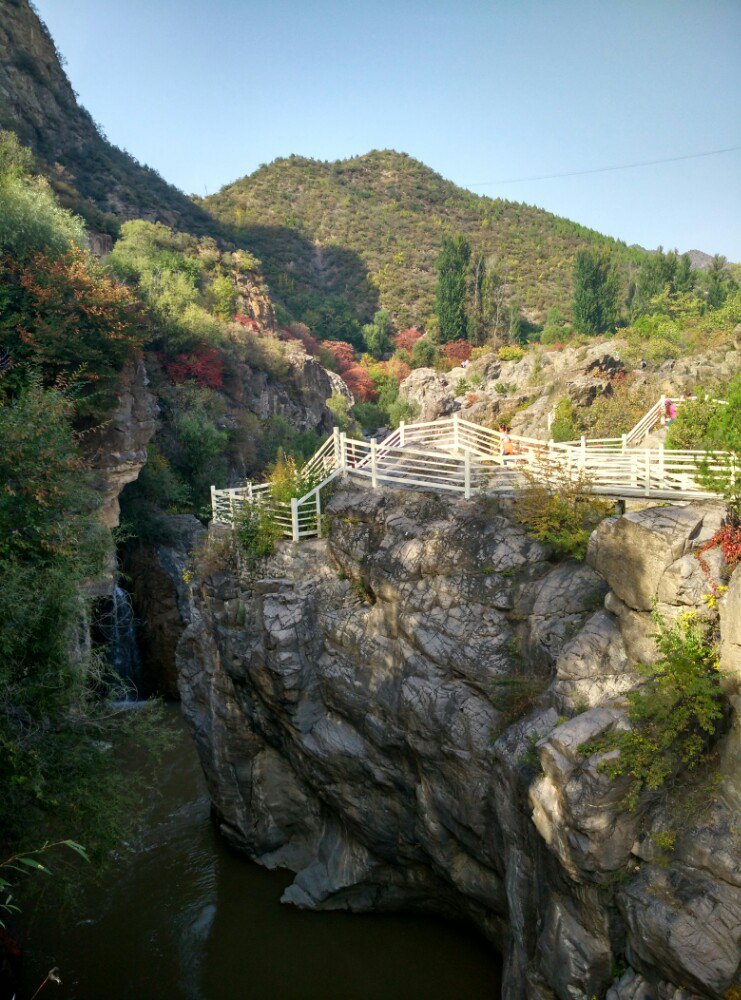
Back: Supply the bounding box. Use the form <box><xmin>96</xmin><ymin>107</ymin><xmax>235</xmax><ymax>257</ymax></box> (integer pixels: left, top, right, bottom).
<box><xmin>0</xmin><ymin>0</ymin><xmax>217</xmax><ymax>234</ymax></box>
<box><xmin>176</xmin><ymin>488</ymin><xmax>740</xmax><ymax>999</ymax></box>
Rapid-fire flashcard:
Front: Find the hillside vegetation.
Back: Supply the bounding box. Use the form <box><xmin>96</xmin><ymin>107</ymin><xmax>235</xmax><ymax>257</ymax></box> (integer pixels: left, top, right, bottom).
<box><xmin>202</xmin><ymin>150</ymin><xmax>644</xmax><ymax>333</ymax></box>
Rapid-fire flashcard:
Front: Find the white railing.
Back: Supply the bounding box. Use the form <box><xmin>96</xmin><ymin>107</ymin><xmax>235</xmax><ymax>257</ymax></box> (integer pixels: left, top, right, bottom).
<box><xmin>212</xmin><ymin>409</ymin><xmax>733</xmax><ymax>539</ymax></box>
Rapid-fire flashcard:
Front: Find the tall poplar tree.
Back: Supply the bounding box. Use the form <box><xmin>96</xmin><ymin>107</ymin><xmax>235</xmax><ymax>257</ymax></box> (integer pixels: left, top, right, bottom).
<box><xmin>435</xmin><ymin>234</ymin><xmax>470</xmax><ymax>342</ymax></box>
<box><xmin>572</xmin><ymin>248</ymin><xmax>620</xmax><ymax>335</ymax></box>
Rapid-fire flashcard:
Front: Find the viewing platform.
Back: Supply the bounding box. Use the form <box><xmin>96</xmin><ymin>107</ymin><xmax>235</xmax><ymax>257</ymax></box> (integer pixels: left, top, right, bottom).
<box><xmin>212</xmin><ymin>397</ymin><xmax>733</xmax><ymax>542</ymax></box>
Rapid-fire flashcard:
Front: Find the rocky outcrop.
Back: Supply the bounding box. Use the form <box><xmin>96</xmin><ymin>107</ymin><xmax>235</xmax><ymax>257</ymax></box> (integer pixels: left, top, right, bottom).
<box><xmin>85</xmin><ymin>359</ymin><xmax>158</xmax><ymax>529</ymax></box>
<box><xmin>398</xmin><ymin>342</ymin><xmax>741</xmax><ymax>441</ymax></box>
<box><xmin>177</xmin><ymin>492</ymin><xmax>740</xmax><ymax>998</ymax></box>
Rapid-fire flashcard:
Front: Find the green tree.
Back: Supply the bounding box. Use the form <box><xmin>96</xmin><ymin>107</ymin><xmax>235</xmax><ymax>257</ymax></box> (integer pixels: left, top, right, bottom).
<box><xmin>435</xmin><ymin>234</ymin><xmax>470</xmax><ymax>343</ymax></box>
<box><xmin>470</xmin><ymin>255</ymin><xmax>507</xmax><ymax>346</ymax></box>
<box><xmin>572</xmin><ymin>248</ymin><xmax>620</xmax><ymax>335</ymax></box>
<box><xmin>361</xmin><ymin>309</ymin><xmax>393</xmax><ymax>358</ymax></box>
<box><xmin>411</xmin><ymin>337</ymin><xmax>438</xmax><ymax>368</ymax></box>
<box><xmin>705</xmin><ymin>255</ymin><xmax>734</xmax><ymax>309</ymax></box>
<box><xmin>508</xmin><ymin>299</ymin><xmax>524</xmax><ymax>344</ymax></box>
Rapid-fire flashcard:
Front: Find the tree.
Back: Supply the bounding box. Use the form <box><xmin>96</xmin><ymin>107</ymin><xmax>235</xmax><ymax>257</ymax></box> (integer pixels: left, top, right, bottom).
<box><xmin>470</xmin><ymin>254</ymin><xmax>507</xmax><ymax>346</ymax></box>
<box><xmin>361</xmin><ymin>309</ymin><xmax>393</xmax><ymax>358</ymax></box>
<box><xmin>435</xmin><ymin>234</ymin><xmax>470</xmax><ymax>343</ymax></box>
<box><xmin>572</xmin><ymin>248</ymin><xmax>620</xmax><ymax>335</ymax></box>
<box><xmin>706</xmin><ymin>255</ymin><xmax>734</xmax><ymax>309</ymax></box>
<box><xmin>508</xmin><ymin>299</ymin><xmax>524</xmax><ymax>344</ymax></box>
<box><xmin>629</xmin><ymin>248</ymin><xmax>695</xmax><ymax>318</ymax></box>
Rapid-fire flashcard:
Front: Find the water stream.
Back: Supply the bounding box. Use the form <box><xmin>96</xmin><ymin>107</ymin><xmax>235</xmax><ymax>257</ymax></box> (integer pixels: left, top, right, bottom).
<box><xmin>20</xmin><ymin>706</ymin><xmax>503</xmax><ymax>999</ymax></box>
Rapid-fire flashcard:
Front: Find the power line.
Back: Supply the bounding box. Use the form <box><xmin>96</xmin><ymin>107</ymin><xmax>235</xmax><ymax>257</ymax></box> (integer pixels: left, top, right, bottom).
<box><xmin>467</xmin><ymin>145</ymin><xmax>741</xmax><ymax>186</ymax></box>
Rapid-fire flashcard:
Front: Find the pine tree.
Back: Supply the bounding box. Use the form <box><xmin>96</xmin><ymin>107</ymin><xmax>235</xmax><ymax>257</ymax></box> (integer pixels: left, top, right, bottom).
<box><xmin>435</xmin><ymin>234</ymin><xmax>470</xmax><ymax>342</ymax></box>
<box><xmin>572</xmin><ymin>248</ymin><xmax>620</xmax><ymax>335</ymax></box>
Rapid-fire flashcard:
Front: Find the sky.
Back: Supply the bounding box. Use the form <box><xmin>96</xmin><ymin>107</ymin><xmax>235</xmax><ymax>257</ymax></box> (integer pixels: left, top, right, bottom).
<box><xmin>34</xmin><ymin>0</ymin><xmax>741</xmax><ymax>258</ymax></box>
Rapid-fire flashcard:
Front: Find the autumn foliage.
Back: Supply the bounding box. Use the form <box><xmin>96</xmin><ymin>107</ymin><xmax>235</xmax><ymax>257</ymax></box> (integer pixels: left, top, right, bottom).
<box><xmin>0</xmin><ymin>247</ymin><xmax>146</xmax><ymax>417</ymax></box>
<box><xmin>441</xmin><ymin>339</ymin><xmax>472</xmax><ymax>367</ymax></box>
<box><xmin>393</xmin><ymin>327</ymin><xmax>424</xmax><ymax>352</ymax></box>
<box><xmin>163</xmin><ymin>345</ymin><xmax>224</xmax><ymax>389</ymax></box>
<box><xmin>321</xmin><ymin>340</ymin><xmax>376</xmax><ymax>401</ymax></box>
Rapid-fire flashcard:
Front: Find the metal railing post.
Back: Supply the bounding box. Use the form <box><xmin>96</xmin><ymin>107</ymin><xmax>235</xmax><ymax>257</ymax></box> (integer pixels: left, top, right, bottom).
<box><xmin>371</xmin><ymin>437</ymin><xmax>378</xmax><ymax>488</ymax></box>
<box><xmin>291</xmin><ymin>498</ymin><xmax>299</xmax><ymax>542</ymax></box>
<box><xmin>333</xmin><ymin>426</ymin><xmax>341</xmax><ymax>466</ymax></box>
<box><xmin>229</xmin><ymin>491</ymin><xmax>235</xmax><ymax>524</ymax></box>
<box><xmin>579</xmin><ymin>435</ymin><xmax>586</xmax><ymax>469</ymax></box>
<box><xmin>453</xmin><ymin>412</ymin><xmax>460</xmax><ymax>451</ymax></box>
<box><xmin>315</xmin><ymin>490</ymin><xmax>322</xmax><ymax>537</ymax></box>
<box><xmin>248</xmin><ymin>481</ymin><xmax>254</xmax><ymax>501</ymax></box>
<box><xmin>659</xmin><ymin>395</ymin><xmax>666</xmax><ymax>426</ymax></box>
<box><xmin>464</xmin><ymin>452</ymin><xmax>471</xmax><ymax>499</ymax></box>
<box><xmin>399</xmin><ymin>420</ymin><xmax>405</xmax><ymax>448</ymax></box>
<box><xmin>211</xmin><ymin>485</ymin><xmax>217</xmax><ymax>521</ymax></box>
<box><xmin>339</xmin><ymin>431</ymin><xmax>348</xmax><ymax>471</ymax></box>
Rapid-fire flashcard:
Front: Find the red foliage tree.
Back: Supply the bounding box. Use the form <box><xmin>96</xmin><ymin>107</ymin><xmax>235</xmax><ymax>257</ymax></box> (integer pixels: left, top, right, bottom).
<box><xmin>164</xmin><ymin>345</ymin><xmax>224</xmax><ymax>389</ymax></box>
<box><xmin>321</xmin><ymin>340</ymin><xmax>356</xmax><ymax>373</ymax></box>
<box><xmin>342</xmin><ymin>364</ymin><xmax>377</xmax><ymax>402</ymax></box>
<box><xmin>280</xmin><ymin>323</ymin><xmax>321</xmax><ymax>357</ymax></box>
<box><xmin>441</xmin><ymin>339</ymin><xmax>472</xmax><ymax>367</ymax></box>
<box><xmin>393</xmin><ymin>328</ymin><xmax>423</xmax><ymax>353</ymax></box>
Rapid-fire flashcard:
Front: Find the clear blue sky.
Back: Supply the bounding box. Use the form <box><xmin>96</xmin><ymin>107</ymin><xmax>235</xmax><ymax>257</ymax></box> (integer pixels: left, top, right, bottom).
<box><xmin>35</xmin><ymin>0</ymin><xmax>741</xmax><ymax>258</ymax></box>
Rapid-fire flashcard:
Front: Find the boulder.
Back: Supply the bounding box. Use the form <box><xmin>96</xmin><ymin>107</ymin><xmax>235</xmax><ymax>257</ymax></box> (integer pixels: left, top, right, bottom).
<box><xmin>587</xmin><ymin>506</ymin><xmax>719</xmax><ymax>611</ymax></box>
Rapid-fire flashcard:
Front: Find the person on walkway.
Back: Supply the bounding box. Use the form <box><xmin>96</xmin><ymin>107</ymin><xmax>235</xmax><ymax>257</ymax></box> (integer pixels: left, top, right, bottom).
<box><xmin>499</xmin><ymin>425</ymin><xmax>517</xmax><ymax>463</ymax></box>
<box><xmin>665</xmin><ymin>400</ymin><xmax>678</xmax><ymax>424</ymax></box>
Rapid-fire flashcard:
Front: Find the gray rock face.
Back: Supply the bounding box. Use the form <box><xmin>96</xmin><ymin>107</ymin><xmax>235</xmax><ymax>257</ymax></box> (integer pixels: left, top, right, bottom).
<box><xmin>587</xmin><ymin>506</ymin><xmax>725</xmax><ymax>611</ymax></box>
<box><xmin>177</xmin><ymin>493</ymin><xmax>740</xmax><ymax>998</ymax></box>
<box><xmin>85</xmin><ymin>359</ymin><xmax>158</xmax><ymax>529</ymax></box>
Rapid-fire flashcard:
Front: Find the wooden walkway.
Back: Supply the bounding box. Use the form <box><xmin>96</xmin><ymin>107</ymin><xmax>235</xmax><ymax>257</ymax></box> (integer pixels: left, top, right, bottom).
<box><xmin>212</xmin><ymin>397</ymin><xmax>733</xmax><ymax>540</ymax></box>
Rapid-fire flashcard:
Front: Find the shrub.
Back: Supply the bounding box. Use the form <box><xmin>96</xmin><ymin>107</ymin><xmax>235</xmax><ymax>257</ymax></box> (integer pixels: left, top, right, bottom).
<box><xmin>163</xmin><ymin>345</ymin><xmax>224</xmax><ymax>389</ymax></box>
<box><xmin>326</xmin><ymin>390</ymin><xmax>358</xmax><ymax>432</ymax></box>
<box><xmin>498</xmin><ymin>345</ymin><xmax>525</xmax><ymax>361</ymax></box>
<box><xmin>515</xmin><ymin>459</ymin><xmax>613</xmax><ymax>560</ymax></box>
<box><xmin>550</xmin><ymin>397</ymin><xmax>578</xmax><ymax>442</ymax></box>
<box><xmin>411</xmin><ymin>337</ymin><xmax>438</xmax><ymax>368</ymax></box>
<box><xmin>353</xmin><ymin>401</ymin><xmax>387</xmax><ymax>432</ymax></box>
<box><xmin>0</xmin><ymin>248</ymin><xmax>146</xmax><ymax>419</ymax></box>
<box><xmin>580</xmin><ymin>610</ymin><xmax>725</xmax><ymax>810</ymax></box>
<box><xmin>235</xmin><ymin>506</ymin><xmax>282</xmax><ymax>569</ymax></box>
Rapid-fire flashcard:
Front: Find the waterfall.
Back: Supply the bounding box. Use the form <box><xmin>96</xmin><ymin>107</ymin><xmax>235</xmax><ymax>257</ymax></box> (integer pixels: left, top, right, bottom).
<box><xmin>106</xmin><ymin>583</ymin><xmax>143</xmax><ymax>700</ymax></box>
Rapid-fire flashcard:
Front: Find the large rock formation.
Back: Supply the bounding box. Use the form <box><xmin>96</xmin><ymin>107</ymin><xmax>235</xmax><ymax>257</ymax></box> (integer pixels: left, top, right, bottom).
<box><xmin>85</xmin><ymin>359</ymin><xmax>158</xmax><ymax>529</ymax></box>
<box><xmin>177</xmin><ymin>490</ymin><xmax>740</xmax><ymax>999</ymax></box>
<box><xmin>398</xmin><ymin>343</ymin><xmax>741</xmax><ymax>440</ymax></box>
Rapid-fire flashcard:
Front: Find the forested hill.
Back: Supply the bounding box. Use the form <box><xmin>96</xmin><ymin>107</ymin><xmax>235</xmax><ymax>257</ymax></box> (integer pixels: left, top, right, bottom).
<box><xmin>0</xmin><ymin>0</ymin><xmax>216</xmax><ymax>238</ymax></box>
<box><xmin>202</xmin><ymin>150</ymin><xmax>644</xmax><ymax>330</ymax></box>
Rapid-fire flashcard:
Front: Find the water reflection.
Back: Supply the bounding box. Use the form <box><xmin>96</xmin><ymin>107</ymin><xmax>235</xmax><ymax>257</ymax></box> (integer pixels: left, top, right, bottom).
<box><xmin>21</xmin><ymin>708</ymin><xmax>502</xmax><ymax>999</ymax></box>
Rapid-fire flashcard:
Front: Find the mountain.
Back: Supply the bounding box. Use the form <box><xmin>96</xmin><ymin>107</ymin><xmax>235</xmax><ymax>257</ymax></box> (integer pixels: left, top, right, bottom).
<box><xmin>202</xmin><ymin>151</ymin><xmax>644</xmax><ymax>330</ymax></box>
<box><xmin>0</xmin><ymin>0</ymin><xmax>216</xmax><ymax>239</ymax></box>
<box><xmin>685</xmin><ymin>249</ymin><xmax>715</xmax><ymax>271</ymax></box>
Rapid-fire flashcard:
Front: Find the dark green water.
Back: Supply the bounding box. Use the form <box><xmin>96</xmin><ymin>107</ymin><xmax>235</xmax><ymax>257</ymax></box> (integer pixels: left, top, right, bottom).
<box><xmin>20</xmin><ymin>708</ymin><xmax>502</xmax><ymax>999</ymax></box>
